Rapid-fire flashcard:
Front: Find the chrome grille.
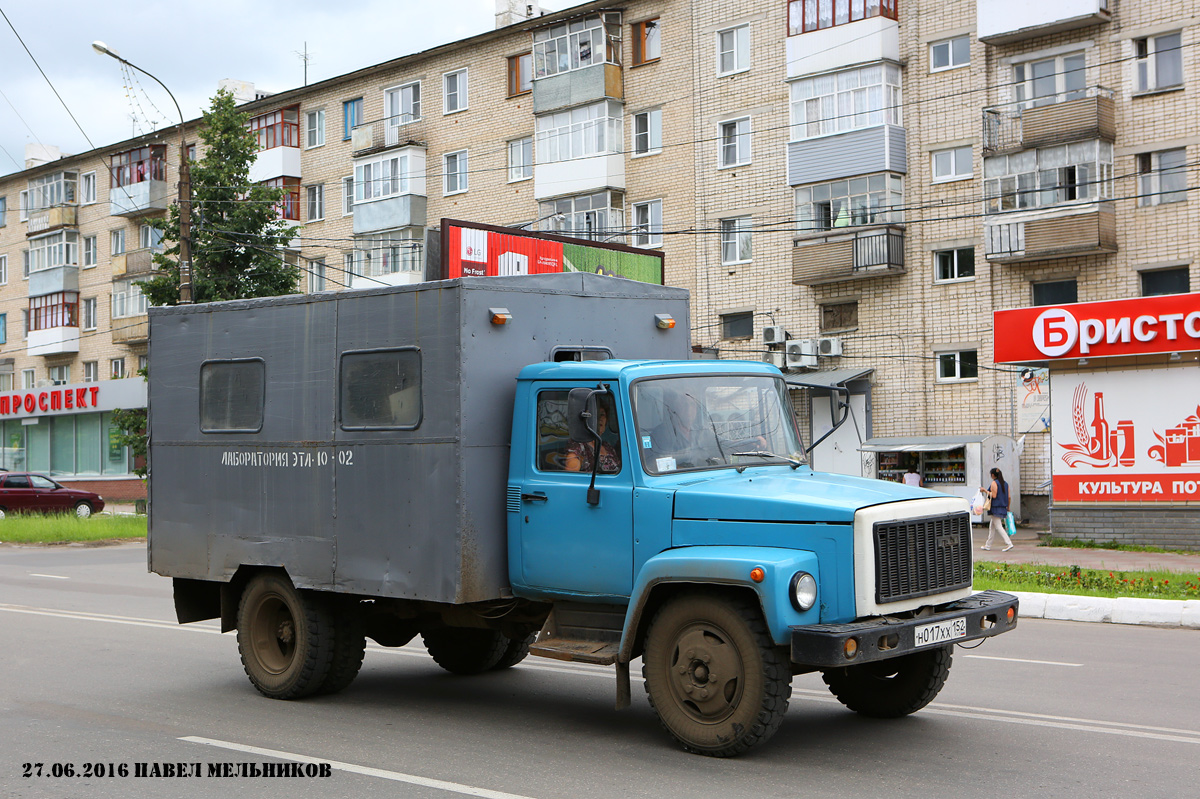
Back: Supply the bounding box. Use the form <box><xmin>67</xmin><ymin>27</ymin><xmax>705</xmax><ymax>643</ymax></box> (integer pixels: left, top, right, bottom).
<box><xmin>873</xmin><ymin>512</ymin><xmax>972</xmax><ymax>603</ymax></box>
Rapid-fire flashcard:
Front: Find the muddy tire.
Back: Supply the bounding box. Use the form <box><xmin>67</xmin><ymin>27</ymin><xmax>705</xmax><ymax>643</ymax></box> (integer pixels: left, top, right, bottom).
<box><xmin>236</xmin><ymin>573</ymin><xmax>334</xmax><ymax>699</ymax></box>
<box><xmin>821</xmin><ymin>645</ymin><xmax>952</xmax><ymax>718</ymax></box>
<box><xmin>489</xmin><ymin>632</ymin><xmax>536</xmax><ymax>671</ymax></box>
<box><xmin>315</xmin><ymin>603</ymin><xmax>366</xmax><ymax>696</ymax></box>
<box><xmin>642</xmin><ymin>593</ymin><xmax>791</xmax><ymax>757</ymax></box>
<box><xmin>422</xmin><ymin>628</ymin><xmax>508</xmax><ymax>675</ymax></box>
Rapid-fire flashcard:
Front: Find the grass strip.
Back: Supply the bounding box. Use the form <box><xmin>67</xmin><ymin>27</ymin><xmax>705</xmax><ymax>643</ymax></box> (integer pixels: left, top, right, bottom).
<box><xmin>1038</xmin><ymin>537</ymin><xmax>1189</xmax><ymax>554</ymax></box>
<box><xmin>975</xmin><ymin>561</ymin><xmax>1200</xmax><ymax>600</ymax></box>
<box><xmin>0</xmin><ymin>514</ymin><xmax>147</xmax><ymax>544</ymax></box>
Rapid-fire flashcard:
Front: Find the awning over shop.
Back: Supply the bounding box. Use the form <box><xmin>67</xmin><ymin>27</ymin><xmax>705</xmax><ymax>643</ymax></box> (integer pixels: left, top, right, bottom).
<box><xmin>783</xmin><ymin>368</ymin><xmax>874</xmax><ymax>390</ymax></box>
<box><xmin>859</xmin><ymin>435</ymin><xmax>989</xmax><ymax>453</ymax></box>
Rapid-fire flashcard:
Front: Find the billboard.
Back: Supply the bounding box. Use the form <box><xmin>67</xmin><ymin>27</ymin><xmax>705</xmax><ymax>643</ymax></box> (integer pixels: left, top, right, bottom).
<box><xmin>441</xmin><ymin>219</ymin><xmax>664</xmax><ymax>284</ymax></box>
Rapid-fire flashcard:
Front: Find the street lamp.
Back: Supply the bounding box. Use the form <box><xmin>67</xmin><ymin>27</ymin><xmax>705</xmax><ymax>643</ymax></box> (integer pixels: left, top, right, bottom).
<box><xmin>92</xmin><ymin>41</ymin><xmax>192</xmax><ymax>304</ymax></box>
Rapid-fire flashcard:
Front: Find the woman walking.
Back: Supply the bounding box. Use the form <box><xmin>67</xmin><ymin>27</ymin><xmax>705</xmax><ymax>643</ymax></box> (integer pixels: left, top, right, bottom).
<box><xmin>981</xmin><ymin>467</ymin><xmax>1013</xmax><ymax>552</ymax></box>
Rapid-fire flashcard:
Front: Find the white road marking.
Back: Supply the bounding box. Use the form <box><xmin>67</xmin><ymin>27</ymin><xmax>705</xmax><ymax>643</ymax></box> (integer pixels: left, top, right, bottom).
<box><xmin>963</xmin><ymin>654</ymin><xmax>1082</xmax><ymax>667</ymax></box>
<box><xmin>27</xmin><ymin>573</ymin><xmax>70</xmax><ymax>579</ymax></box>
<box><xmin>181</xmin><ymin>736</ymin><xmax>541</xmax><ymax>799</ymax></box>
<box><xmin>0</xmin><ymin>604</ymin><xmax>221</xmax><ymax>634</ymax></box>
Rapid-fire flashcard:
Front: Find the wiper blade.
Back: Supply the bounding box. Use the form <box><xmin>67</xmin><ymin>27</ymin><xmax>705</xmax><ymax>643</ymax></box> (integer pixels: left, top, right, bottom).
<box><xmin>734</xmin><ymin>451</ymin><xmax>804</xmax><ymax>469</ymax></box>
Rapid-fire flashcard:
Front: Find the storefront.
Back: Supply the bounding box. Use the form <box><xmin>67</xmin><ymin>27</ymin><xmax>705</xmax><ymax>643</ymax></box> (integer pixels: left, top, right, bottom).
<box><xmin>0</xmin><ymin>378</ymin><xmax>147</xmax><ymax>500</ymax></box>
<box><xmin>994</xmin><ymin>293</ymin><xmax>1200</xmax><ymax>549</ymax></box>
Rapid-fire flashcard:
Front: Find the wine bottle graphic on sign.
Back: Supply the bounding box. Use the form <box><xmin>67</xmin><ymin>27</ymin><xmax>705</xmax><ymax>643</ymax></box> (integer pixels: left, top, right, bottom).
<box><xmin>1090</xmin><ymin>392</ymin><xmax>1110</xmax><ymax>460</ymax></box>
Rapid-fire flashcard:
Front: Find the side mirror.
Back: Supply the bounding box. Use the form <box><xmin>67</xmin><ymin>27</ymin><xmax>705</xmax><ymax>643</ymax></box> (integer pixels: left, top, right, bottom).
<box><xmin>567</xmin><ymin>388</ymin><xmax>599</xmax><ymax>442</ymax></box>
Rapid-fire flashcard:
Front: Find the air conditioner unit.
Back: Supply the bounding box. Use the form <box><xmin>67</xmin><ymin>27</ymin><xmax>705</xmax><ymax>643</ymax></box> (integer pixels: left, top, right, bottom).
<box><xmin>786</xmin><ymin>340</ymin><xmax>818</xmax><ymax>369</ymax></box>
<box><xmin>762</xmin><ymin>325</ymin><xmax>787</xmax><ymax>345</ymax></box>
<box><xmin>763</xmin><ymin>350</ymin><xmax>785</xmax><ymax>368</ymax></box>
<box><xmin>818</xmin><ymin>337</ymin><xmax>844</xmax><ymax>357</ymax></box>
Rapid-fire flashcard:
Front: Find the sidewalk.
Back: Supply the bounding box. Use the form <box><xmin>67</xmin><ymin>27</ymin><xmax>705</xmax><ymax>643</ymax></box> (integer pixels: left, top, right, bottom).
<box><xmin>973</xmin><ymin>525</ymin><xmax>1200</xmax><ymax>629</ymax></box>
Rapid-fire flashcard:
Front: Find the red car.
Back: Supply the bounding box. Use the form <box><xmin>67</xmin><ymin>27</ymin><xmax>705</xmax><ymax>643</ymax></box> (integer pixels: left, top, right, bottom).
<box><xmin>0</xmin><ymin>473</ymin><xmax>105</xmax><ymax>519</ymax></box>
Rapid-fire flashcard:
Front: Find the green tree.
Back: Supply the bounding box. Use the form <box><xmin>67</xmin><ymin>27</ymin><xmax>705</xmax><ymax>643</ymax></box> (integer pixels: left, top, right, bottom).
<box><xmin>142</xmin><ymin>87</ymin><xmax>300</xmax><ymax>306</ymax></box>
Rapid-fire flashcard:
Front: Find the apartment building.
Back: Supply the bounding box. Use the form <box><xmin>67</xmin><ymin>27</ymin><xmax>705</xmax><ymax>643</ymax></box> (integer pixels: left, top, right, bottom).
<box><xmin>0</xmin><ymin>0</ymin><xmax>1195</xmax><ymax>528</ymax></box>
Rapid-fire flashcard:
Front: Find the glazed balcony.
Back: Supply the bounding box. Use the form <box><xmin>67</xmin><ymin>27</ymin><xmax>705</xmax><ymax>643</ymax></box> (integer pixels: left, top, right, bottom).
<box><xmin>983</xmin><ymin>88</ymin><xmax>1115</xmax><ymax>154</ymax></box>
<box><xmin>793</xmin><ymin>225</ymin><xmax>905</xmax><ymax>286</ymax></box>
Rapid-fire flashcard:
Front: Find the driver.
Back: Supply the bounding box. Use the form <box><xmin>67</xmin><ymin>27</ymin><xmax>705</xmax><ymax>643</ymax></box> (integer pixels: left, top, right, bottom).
<box><xmin>644</xmin><ymin>387</ymin><xmax>708</xmax><ymax>469</ymax></box>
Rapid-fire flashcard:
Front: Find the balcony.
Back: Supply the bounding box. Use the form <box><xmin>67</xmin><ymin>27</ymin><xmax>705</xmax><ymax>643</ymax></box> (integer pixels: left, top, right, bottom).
<box><xmin>351</xmin><ymin>144</ymin><xmax>428</xmax><ymax>235</ymax></box>
<box><xmin>112</xmin><ymin>247</ymin><xmax>160</xmax><ymax>278</ymax></box>
<box><xmin>789</xmin><ymin>124</ymin><xmax>906</xmax><ymax>186</ymax></box>
<box><xmin>110</xmin><ymin>179</ymin><xmax>171</xmax><ymax>217</ymax></box>
<box><xmin>532</xmin><ymin>62</ymin><xmax>623</xmax><ymax>115</ymax></box>
<box><xmin>984</xmin><ymin>202</ymin><xmax>1116</xmax><ymax>263</ymax></box>
<box><xmin>983</xmin><ymin>89</ymin><xmax>1115</xmax><ymax>153</ymax></box>
<box><xmin>29</xmin><ymin>265</ymin><xmax>79</xmax><ymax>297</ymax></box>
<box><xmin>978</xmin><ymin>0</ymin><xmax>1110</xmax><ymax>45</ymax></box>
<box><xmin>26</xmin><ymin>205</ymin><xmax>77</xmax><ymax>236</ymax></box>
<box><xmin>27</xmin><ymin>327</ymin><xmax>79</xmax><ymax>357</ymax></box>
<box><xmin>247</xmin><ymin>146</ymin><xmax>301</xmax><ymax>183</ymax></box>
<box><xmin>786</xmin><ymin>14</ymin><xmax>899</xmax><ymax>79</ymax></box>
<box><xmin>351</xmin><ymin>118</ymin><xmax>427</xmax><ymax>157</ymax></box>
<box><xmin>792</xmin><ymin>225</ymin><xmax>905</xmax><ymax>286</ymax></box>
<box><xmin>112</xmin><ymin>315</ymin><xmax>149</xmax><ymax>344</ymax></box>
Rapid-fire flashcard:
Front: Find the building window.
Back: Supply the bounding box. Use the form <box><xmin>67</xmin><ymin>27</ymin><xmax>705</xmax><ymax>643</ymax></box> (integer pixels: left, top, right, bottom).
<box><xmin>22</xmin><ymin>250</ymin><xmax>29</xmax><ymax>278</ymax></box>
<box><xmin>790</xmin><ymin>63</ymin><xmax>902</xmax><ymax>140</ymax></box>
<box><xmin>443</xmin><ymin>69</ymin><xmax>468</xmax><ymax>114</ymax></box>
<box><xmin>343</xmin><ymin>176</ymin><xmax>354</xmax><ymax>215</ymax></box>
<box><xmin>308</xmin><ymin>258</ymin><xmax>326</xmax><ymax>293</ymax></box>
<box><xmin>720</xmin><ymin>311</ymin><xmax>753</xmax><ymax>340</ymax></box>
<box><xmin>1137</xmin><ymin>149</ymin><xmax>1187</xmax><ymax>206</ymax></box>
<box><xmin>0</xmin><ymin>196</ymin><xmax>6</xmax><ymax>226</ymax></box>
<box><xmin>935</xmin><ymin>248</ymin><xmax>975</xmax><ymax>282</ymax></box>
<box><xmin>109</xmin><ymin>147</ymin><xmax>168</xmax><ymax>189</ymax></box>
<box><xmin>444</xmin><ymin>150</ymin><xmax>468</xmax><ymax>195</ymax></box>
<box><xmin>27</xmin><ymin>171</ymin><xmax>77</xmax><ymax>210</ymax></box>
<box><xmin>263</xmin><ymin>177</ymin><xmax>300</xmax><ymax>220</ymax></box>
<box><xmin>0</xmin><ymin>254</ymin><xmax>6</xmax><ymax>284</ymax></box>
<box><xmin>536</xmin><ymin>100</ymin><xmax>623</xmax><ymax>163</ymax></box>
<box><xmin>29</xmin><ymin>291</ymin><xmax>79</xmax><ymax>331</ymax></box>
<box><xmin>820</xmin><ymin>300</ymin><xmax>858</xmax><ymax>332</ymax></box>
<box><xmin>930</xmin><ymin>36</ymin><xmax>970</xmax><ymax>71</ymax></box>
<box><xmin>82</xmin><ymin>297</ymin><xmax>97</xmax><ymax>331</ymax></box>
<box><xmin>355</xmin><ymin>154</ymin><xmax>410</xmax><ymax>203</ymax></box>
<box><xmin>983</xmin><ymin>141</ymin><xmax>1113</xmax><ymax>213</ymax></box>
<box><xmin>249</xmin><ymin>106</ymin><xmax>300</xmax><ymax>150</ymax></box>
<box><xmin>796</xmin><ymin>173</ymin><xmax>904</xmax><ymax>231</ymax></box>
<box><xmin>305</xmin><ymin>109</ymin><xmax>325</xmax><ymax>148</ymax></box>
<box><xmin>29</xmin><ymin>231</ymin><xmax>80</xmax><ymax>272</ymax></box>
<box><xmin>111</xmin><ymin>229</ymin><xmax>126</xmax><ymax>256</ymax></box>
<box><xmin>139</xmin><ymin>354</ymin><xmax>148</xmax><ymax>373</ymax></box>
<box><xmin>718</xmin><ymin>117</ymin><xmax>751</xmax><ymax>168</ymax></box>
<box><xmin>1135</xmin><ymin>32</ymin><xmax>1183</xmax><ymax>93</ymax></box>
<box><xmin>83</xmin><ymin>361</ymin><xmax>98</xmax><ymax>383</ymax></box>
<box><xmin>788</xmin><ymin>0</ymin><xmax>898</xmax><ymax>35</ymax></box>
<box><xmin>508</xmin><ymin>53</ymin><xmax>533</xmax><ymax>96</ymax></box>
<box><xmin>306</xmin><ymin>184</ymin><xmax>325</xmax><ymax>221</ymax></box>
<box><xmin>139</xmin><ymin>224</ymin><xmax>163</xmax><ymax>251</ymax></box>
<box><xmin>717</xmin><ymin>24</ymin><xmax>750</xmax><ymax>76</ymax></box>
<box><xmin>83</xmin><ymin>235</ymin><xmax>97</xmax><ymax>267</ymax></box>
<box><xmin>508</xmin><ymin>137</ymin><xmax>533</xmax><ymax>182</ymax></box>
<box><xmin>343</xmin><ymin>97</ymin><xmax>363</xmax><ymax>140</ymax></box>
<box><xmin>937</xmin><ymin>349</ymin><xmax>978</xmax><ymax>382</ymax></box>
<box><xmin>633</xmin><ymin>18</ymin><xmax>661</xmax><ymax>65</ymax></box>
<box><xmin>1141</xmin><ymin>267</ymin><xmax>1190</xmax><ymax>297</ymax></box>
<box><xmin>348</xmin><ymin>230</ymin><xmax>423</xmax><ymax>279</ymax></box>
<box><xmin>19</xmin><ymin>190</ymin><xmax>29</xmax><ymax>220</ymax></box>
<box><xmin>1014</xmin><ymin>52</ymin><xmax>1085</xmax><ymax>108</ymax></box>
<box><xmin>112</xmin><ymin>281</ymin><xmax>148</xmax><ymax>319</ymax></box>
<box><xmin>540</xmin><ymin>190</ymin><xmax>624</xmax><ymax>241</ymax></box>
<box><xmin>720</xmin><ymin>217</ymin><xmax>752</xmax><ymax>264</ymax></box>
<box><xmin>1032</xmin><ymin>279</ymin><xmax>1077</xmax><ymax>306</ymax></box>
<box><xmin>49</xmin><ymin>366</ymin><xmax>69</xmax><ymax>386</ymax></box>
<box><xmin>111</xmin><ymin>359</ymin><xmax>126</xmax><ymax>379</ymax></box>
<box><xmin>80</xmin><ymin>171</ymin><xmax>97</xmax><ymax>204</ymax></box>
<box><xmin>632</xmin><ymin>199</ymin><xmax>663</xmax><ymax>248</ymax></box>
<box><xmin>23</xmin><ymin>369</ymin><xmax>35</xmax><ymax>389</ymax></box>
<box><xmin>932</xmin><ymin>146</ymin><xmax>972</xmax><ymax>182</ymax></box>
<box><xmin>0</xmin><ymin>313</ymin><xmax>5</xmax><ymax>345</ymax></box>
<box><xmin>632</xmin><ymin>109</ymin><xmax>662</xmax><ymax>156</ymax></box>
<box><xmin>344</xmin><ymin>252</ymin><xmax>356</xmax><ymax>277</ymax></box>
<box><xmin>532</xmin><ymin>13</ymin><xmax>622</xmax><ymax>79</ymax></box>
<box><xmin>386</xmin><ymin>82</ymin><xmax>421</xmax><ymax>131</ymax></box>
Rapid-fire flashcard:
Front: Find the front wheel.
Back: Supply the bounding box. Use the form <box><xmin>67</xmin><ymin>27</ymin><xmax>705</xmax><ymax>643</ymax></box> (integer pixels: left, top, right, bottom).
<box><xmin>74</xmin><ymin>501</ymin><xmax>93</xmax><ymax>519</ymax></box>
<box><xmin>821</xmin><ymin>645</ymin><xmax>952</xmax><ymax>718</ymax></box>
<box><xmin>236</xmin><ymin>573</ymin><xmax>334</xmax><ymax>699</ymax></box>
<box><xmin>642</xmin><ymin>593</ymin><xmax>791</xmax><ymax>757</ymax></box>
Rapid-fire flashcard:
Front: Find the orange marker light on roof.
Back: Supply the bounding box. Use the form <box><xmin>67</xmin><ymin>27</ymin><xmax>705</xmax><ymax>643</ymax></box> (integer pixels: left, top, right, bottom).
<box><xmin>654</xmin><ymin>313</ymin><xmax>676</xmax><ymax>329</ymax></box>
<box><xmin>750</xmin><ymin>567</ymin><xmax>765</xmax><ymax>583</ymax></box>
<box><xmin>489</xmin><ymin>307</ymin><xmax>512</xmax><ymax>325</ymax></box>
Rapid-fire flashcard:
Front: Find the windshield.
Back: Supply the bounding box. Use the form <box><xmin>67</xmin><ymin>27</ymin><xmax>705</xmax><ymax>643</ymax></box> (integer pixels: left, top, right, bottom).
<box><xmin>632</xmin><ymin>375</ymin><xmax>807</xmax><ymax>475</ymax></box>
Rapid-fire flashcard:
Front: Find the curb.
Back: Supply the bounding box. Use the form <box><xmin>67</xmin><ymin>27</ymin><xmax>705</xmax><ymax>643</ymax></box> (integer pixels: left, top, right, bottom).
<box><xmin>1010</xmin><ymin>591</ymin><xmax>1200</xmax><ymax>628</ymax></box>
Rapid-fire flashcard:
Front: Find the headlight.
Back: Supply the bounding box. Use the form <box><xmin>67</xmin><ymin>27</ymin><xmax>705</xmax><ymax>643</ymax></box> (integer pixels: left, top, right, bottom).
<box><xmin>790</xmin><ymin>571</ymin><xmax>817</xmax><ymax>611</ymax></box>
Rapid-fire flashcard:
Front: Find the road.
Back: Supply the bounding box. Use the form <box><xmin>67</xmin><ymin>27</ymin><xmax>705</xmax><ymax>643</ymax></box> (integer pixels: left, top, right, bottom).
<box><xmin>2</xmin><ymin>542</ymin><xmax>1198</xmax><ymax>799</ymax></box>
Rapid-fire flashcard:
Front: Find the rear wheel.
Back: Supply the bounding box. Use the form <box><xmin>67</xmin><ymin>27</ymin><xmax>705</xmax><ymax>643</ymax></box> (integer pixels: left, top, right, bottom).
<box><xmin>422</xmin><ymin>628</ymin><xmax>508</xmax><ymax>675</ymax></box>
<box><xmin>74</xmin><ymin>501</ymin><xmax>93</xmax><ymax>519</ymax></box>
<box><xmin>642</xmin><ymin>594</ymin><xmax>790</xmax><ymax>757</ymax></box>
<box><xmin>821</xmin><ymin>645</ymin><xmax>952</xmax><ymax>718</ymax></box>
<box><xmin>489</xmin><ymin>632</ymin><xmax>536</xmax><ymax>671</ymax></box>
<box><xmin>236</xmin><ymin>573</ymin><xmax>334</xmax><ymax>699</ymax></box>
<box><xmin>315</xmin><ymin>603</ymin><xmax>366</xmax><ymax>695</ymax></box>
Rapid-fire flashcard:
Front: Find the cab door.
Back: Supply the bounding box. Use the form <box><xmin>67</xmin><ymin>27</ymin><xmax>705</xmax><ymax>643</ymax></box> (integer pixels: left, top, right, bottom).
<box><xmin>517</xmin><ymin>385</ymin><xmax>634</xmax><ymax>598</ymax></box>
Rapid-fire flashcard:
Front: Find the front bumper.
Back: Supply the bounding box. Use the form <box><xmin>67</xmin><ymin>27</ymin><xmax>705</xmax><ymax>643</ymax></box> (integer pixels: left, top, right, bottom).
<box><xmin>790</xmin><ymin>590</ymin><xmax>1018</xmax><ymax>667</ymax></box>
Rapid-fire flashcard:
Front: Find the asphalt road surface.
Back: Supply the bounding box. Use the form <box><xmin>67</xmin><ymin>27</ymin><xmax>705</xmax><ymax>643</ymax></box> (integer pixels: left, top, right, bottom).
<box><xmin>2</xmin><ymin>542</ymin><xmax>1198</xmax><ymax>799</ymax></box>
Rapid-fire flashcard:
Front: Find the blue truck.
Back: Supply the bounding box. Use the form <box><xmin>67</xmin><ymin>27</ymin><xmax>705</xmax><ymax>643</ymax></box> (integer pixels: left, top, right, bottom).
<box><xmin>148</xmin><ymin>273</ymin><xmax>1017</xmax><ymax>757</ymax></box>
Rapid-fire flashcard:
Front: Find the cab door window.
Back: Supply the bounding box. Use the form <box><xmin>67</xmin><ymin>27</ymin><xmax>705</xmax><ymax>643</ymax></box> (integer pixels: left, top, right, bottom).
<box><xmin>535</xmin><ymin>389</ymin><xmax>622</xmax><ymax>474</ymax></box>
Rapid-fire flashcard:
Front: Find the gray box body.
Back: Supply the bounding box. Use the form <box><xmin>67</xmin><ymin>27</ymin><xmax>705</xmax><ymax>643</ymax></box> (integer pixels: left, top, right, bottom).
<box><xmin>148</xmin><ymin>273</ymin><xmax>690</xmax><ymax>604</ymax></box>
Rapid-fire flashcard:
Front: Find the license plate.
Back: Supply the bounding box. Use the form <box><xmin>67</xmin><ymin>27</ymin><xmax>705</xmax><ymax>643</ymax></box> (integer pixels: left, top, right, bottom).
<box><xmin>914</xmin><ymin>616</ymin><xmax>967</xmax><ymax>647</ymax></box>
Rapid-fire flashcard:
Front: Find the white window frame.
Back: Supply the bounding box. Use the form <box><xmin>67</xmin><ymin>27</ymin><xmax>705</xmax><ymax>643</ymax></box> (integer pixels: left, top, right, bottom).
<box><xmin>138</xmin><ymin>224</ymin><xmax>163</xmax><ymax>251</ymax></box>
<box><xmin>443</xmin><ymin>69</ymin><xmax>468</xmax><ymax>114</ymax></box>
<box><xmin>532</xmin><ymin>13</ymin><xmax>621</xmax><ymax>79</ymax></box>
<box><xmin>1135</xmin><ymin>32</ymin><xmax>1183</xmax><ymax>94</ymax></box>
<box><xmin>632</xmin><ymin>109</ymin><xmax>662</xmax><ymax>157</ymax></box>
<box><xmin>0</xmin><ymin>254</ymin><xmax>6</xmax><ymax>285</ymax></box>
<box><xmin>82</xmin><ymin>297</ymin><xmax>97</xmax><ymax>331</ymax></box>
<box><xmin>111</xmin><ymin>229</ymin><xmax>126</xmax><ymax>256</ymax></box>
<box><xmin>19</xmin><ymin>190</ymin><xmax>28</xmax><ymax>221</ymax></box>
<box><xmin>718</xmin><ymin>117</ymin><xmax>752</xmax><ymax>168</ymax></box>
<box><xmin>933</xmin><ymin>248</ymin><xmax>976</xmax><ymax>283</ymax></box>
<box><xmin>22</xmin><ymin>250</ymin><xmax>29</xmax><ymax>279</ymax></box>
<box><xmin>935</xmin><ymin>349</ymin><xmax>979</xmax><ymax>383</ymax></box>
<box><xmin>22</xmin><ymin>368</ymin><xmax>35</xmax><ymax>388</ymax></box>
<box><xmin>508</xmin><ymin>137</ymin><xmax>533</xmax><ymax>182</ymax></box>
<box><xmin>0</xmin><ymin>196</ymin><xmax>6</xmax><ymax>227</ymax></box>
<box><xmin>535</xmin><ymin>100</ymin><xmax>623</xmax><ymax>164</ymax></box>
<box><xmin>307</xmin><ymin>258</ymin><xmax>326</xmax><ymax>293</ymax></box>
<box><xmin>716</xmin><ymin>24</ymin><xmax>750</xmax><ymax>76</ymax></box>
<box><xmin>1137</xmin><ymin>148</ymin><xmax>1187</xmax><ymax>206</ymax></box>
<box><xmin>931</xmin><ymin>145</ymin><xmax>973</xmax><ymax>183</ymax></box>
<box><xmin>304</xmin><ymin>109</ymin><xmax>325</xmax><ymax>148</ymax></box>
<box><xmin>444</xmin><ymin>150</ymin><xmax>469</xmax><ymax>195</ymax></box>
<box><xmin>983</xmin><ymin>140</ymin><xmax>1114</xmax><ymax>213</ymax></box>
<box><xmin>49</xmin><ymin>365</ymin><xmax>70</xmax><ymax>386</ymax></box>
<box><xmin>1013</xmin><ymin>52</ymin><xmax>1086</xmax><ymax>109</ymax></box>
<box><xmin>110</xmin><ymin>358</ymin><xmax>126</xmax><ymax>379</ymax></box>
<box><xmin>83</xmin><ymin>361</ymin><xmax>99</xmax><ymax>383</ymax></box>
<box><xmin>112</xmin><ymin>281</ymin><xmax>148</xmax><ymax>320</ymax></box>
<box><xmin>720</xmin><ymin>216</ymin><xmax>753</xmax><ymax>265</ymax></box>
<box><xmin>539</xmin><ymin>190</ymin><xmax>624</xmax><ymax>242</ymax></box>
<box><xmin>930</xmin><ymin>35</ymin><xmax>970</xmax><ymax>72</ymax></box>
<box><xmin>796</xmin><ymin>173</ymin><xmax>905</xmax><ymax>232</ymax></box>
<box><xmin>28</xmin><ymin>230</ymin><xmax>79</xmax><ymax>272</ymax></box>
<box><xmin>82</xmin><ymin>235</ymin><xmax>97</xmax><ymax>268</ymax></box>
<box><xmin>386</xmin><ymin>81</ymin><xmax>421</xmax><ymax>127</ymax></box>
<box><xmin>342</xmin><ymin>175</ymin><xmax>354</xmax><ymax>216</ymax></box>
<box><xmin>80</xmin><ymin>171</ymin><xmax>97</xmax><ymax>204</ymax></box>
<box><xmin>306</xmin><ymin>184</ymin><xmax>325</xmax><ymax>221</ymax></box>
<box><xmin>790</xmin><ymin>62</ymin><xmax>903</xmax><ymax>140</ymax></box>
<box><xmin>632</xmin><ymin>199</ymin><xmax>663</xmax><ymax>248</ymax></box>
